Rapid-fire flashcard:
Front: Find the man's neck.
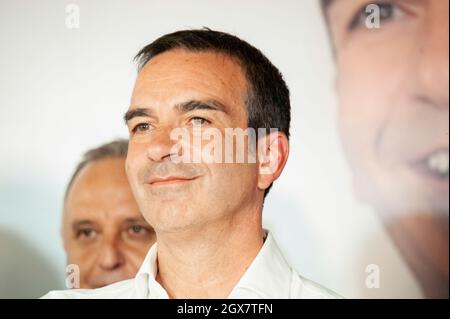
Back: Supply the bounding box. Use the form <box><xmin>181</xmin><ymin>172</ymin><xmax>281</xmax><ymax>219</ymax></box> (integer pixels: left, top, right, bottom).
<box><xmin>155</xmin><ymin>207</ymin><xmax>265</xmax><ymax>298</ymax></box>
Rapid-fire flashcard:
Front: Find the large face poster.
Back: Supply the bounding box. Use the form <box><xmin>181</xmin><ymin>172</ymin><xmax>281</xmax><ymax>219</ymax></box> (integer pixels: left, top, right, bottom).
<box><xmin>0</xmin><ymin>0</ymin><xmax>448</xmax><ymax>300</ymax></box>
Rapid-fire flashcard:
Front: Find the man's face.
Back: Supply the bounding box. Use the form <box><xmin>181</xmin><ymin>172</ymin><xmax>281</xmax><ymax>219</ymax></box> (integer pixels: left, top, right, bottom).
<box><xmin>63</xmin><ymin>158</ymin><xmax>155</xmax><ymax>288</ymax></box>
<box><xmin>125</xmin><ymin>49</ymin><xmax>261</xmax><ymax>233</ymax></box>
<box><xmin>326</xmin><ymin>0</ymin><xmax>449</xmax><ymax>217</ymax></box>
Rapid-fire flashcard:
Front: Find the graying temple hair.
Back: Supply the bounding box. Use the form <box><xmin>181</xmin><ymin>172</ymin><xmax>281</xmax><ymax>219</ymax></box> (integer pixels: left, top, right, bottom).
<box><xmin>64</xmin><ymin>139</ymin><xmax>128</xmax><ymax>201</ymax></box>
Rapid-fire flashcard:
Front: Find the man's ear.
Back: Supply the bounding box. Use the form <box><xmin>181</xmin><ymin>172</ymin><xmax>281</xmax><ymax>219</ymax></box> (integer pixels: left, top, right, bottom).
<box><xmin>256</xmin><ymin>131</ymin><xmax>289</xmax><ymax>192</ymax></box>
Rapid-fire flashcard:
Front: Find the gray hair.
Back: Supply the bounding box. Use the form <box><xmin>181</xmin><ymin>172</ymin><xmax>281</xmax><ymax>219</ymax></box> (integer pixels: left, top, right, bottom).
<box><xmin>64</xmin><ymin>139</ymin><xmax>128</xmax><ymax>201</ymax></box>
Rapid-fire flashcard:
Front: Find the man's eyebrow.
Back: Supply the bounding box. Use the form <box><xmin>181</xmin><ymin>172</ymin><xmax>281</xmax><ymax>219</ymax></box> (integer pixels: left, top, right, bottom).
<box><xmin>123</xmin><ymin>108</ymin><xmax>153</xmax><ymax>124</ymax></box>
<box><xmin>71</xmin><ymin>220</ymin><xmax>96</xmax><ymax>230</ymax></box>
<box><xmin>123</xmin><ymin>217</ymin><xmax>147</xmax><ymax>224</ymax></box>
<box><xmin>175</xmin><ymin>99</ymin><xmax>227</xmax><ymax>114</ymax></box>
<box><xmin>124</xmin><ymin>100</ymin><xmax>227</xmax><ymax>124</ymax></box>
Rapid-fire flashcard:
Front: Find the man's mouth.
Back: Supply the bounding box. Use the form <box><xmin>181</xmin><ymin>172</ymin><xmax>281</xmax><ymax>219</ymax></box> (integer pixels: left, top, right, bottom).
<box><xmin>414</xmin><ymin>148</ymin><xmax>449</xmax><ymax>180</ymax></box>
<box><xmin>147</xmin><ymin>176</ymin><xmax>198</xmax><ymax>186</ymax></box>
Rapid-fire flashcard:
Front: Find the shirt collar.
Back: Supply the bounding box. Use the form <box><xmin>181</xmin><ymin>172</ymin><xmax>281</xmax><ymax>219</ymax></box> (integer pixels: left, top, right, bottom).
<box><xmin>228</xmin><ymin>230</ymin><xmax>293</xmax><ymax>298</ymax></box>
<box><xmin>134</xmin><ymin>230</ymin><xmax>293</xmax><ymax>299</ymax></box>
<box><xmin>134</xmin><ymin>242</ymin><xmax>168</xmax><ymax>299</ymax></box>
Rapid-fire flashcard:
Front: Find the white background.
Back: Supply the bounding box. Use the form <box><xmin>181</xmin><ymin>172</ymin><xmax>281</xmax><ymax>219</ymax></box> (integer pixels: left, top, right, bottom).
<box><xmin>0</xmin><ymin>0</ymin><xmax>422</xmax><ymax>298</ymax></box>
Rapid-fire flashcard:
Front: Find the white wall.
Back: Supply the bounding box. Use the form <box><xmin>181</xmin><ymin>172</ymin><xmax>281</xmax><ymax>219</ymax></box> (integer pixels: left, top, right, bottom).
<box><xmin>0</xmin><ymin>0</ymin><xmax>422</xmax><ymax>298</ymax></box>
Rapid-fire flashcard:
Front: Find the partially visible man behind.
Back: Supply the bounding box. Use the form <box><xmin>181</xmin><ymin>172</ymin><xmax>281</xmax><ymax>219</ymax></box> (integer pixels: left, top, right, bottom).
<box><xmin>322</xmin><ymin>0</ymin><xmax>448</xmax><ymax>298</ymax></box>
<box><xmin>62</xmin><ymin>139</ymin><xmax>156</xmax><ymax>289</ymax></box>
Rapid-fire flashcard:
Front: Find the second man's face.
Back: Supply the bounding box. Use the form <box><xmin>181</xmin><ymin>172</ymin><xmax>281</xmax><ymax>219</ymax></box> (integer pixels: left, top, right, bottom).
<box><xmin>125</xmin><ymin>49</ymin><xmax>261</xmax><ymax>233</ymax></box>
<box><xmin>63</xmin><ymin>158</ymin><xmax>155</xmax><ymax>288</ymax></box>
<box><xmin>326</xmin><ymin>0</ymin><xmax>449</xmax><ymax>217</ymax></box>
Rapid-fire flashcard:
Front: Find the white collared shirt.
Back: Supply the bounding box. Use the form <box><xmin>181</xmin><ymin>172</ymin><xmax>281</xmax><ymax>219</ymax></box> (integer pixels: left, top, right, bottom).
<box><xmin>42</xmin><ymin>231</ymin><xmax>341</xmax><ymax>299</ymax></box>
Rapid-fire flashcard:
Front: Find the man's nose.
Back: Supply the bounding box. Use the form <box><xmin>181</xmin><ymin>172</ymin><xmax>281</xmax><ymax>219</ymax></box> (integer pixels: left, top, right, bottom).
<box><xmin>413</xmin><ymin>2</ymin><xmax>449</xmax><ymax>109</ymax></box>
<box><xmin>145</xmin><ymin>127</ymin><xmax>181</xmax><ymax>162</ymax></box>
<box><xmin>97</xmin><ymin>239</ymin><xmax>125</xmax><ymax>271</ymax></box>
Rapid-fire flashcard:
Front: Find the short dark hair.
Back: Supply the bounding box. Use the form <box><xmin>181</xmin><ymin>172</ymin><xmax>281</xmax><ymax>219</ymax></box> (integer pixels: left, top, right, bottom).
<box><xmin>134</xmin><ymin>28</ymin><xmax>291</xmax><ymax>197</ymax></box>
<box><xmin>64</xmin><ymin>139</ymin><xmax>128</xmax><ymax>201</ymax></box>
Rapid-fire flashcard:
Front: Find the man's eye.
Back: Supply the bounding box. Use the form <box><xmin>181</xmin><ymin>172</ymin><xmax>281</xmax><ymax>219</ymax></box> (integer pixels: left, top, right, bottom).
<box><xmin>128</xmin><ymin>225</ymin><xmax>149</xmax><ymax>236</ymax></box>
<box><xmin>349</xmin><ymin>2</ymin><xmax>399</xmax><ymax>30</ymax></box>
<box><xmin>190</xmin><ymin>117</ymin><xmax>210</xmax><ymax>126</ymax></box>
<box><xmin>132</xmin><ymin>123</ymin><xmax>151</xmax><ymax>134</ymax></box>
<box><xmin>76</xmin><ymin>228</ymin><xmax>97</xmax><ymax>240</ymax></box>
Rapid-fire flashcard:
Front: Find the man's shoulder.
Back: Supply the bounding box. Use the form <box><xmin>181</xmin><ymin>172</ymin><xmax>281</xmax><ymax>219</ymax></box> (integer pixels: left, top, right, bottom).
<box><xmin>291</xmin><ymin>272</ymin><xmax>343</xmax><ymax>299</ymax></box>
<box><xmin>41</xmin><ymin>278</ymin><xmax>136</xmax><ymax>299</ymax></box>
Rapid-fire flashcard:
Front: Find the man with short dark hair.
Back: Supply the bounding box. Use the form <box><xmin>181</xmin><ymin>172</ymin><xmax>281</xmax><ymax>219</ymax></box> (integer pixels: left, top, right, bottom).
<box><xmin>43</xmin><ymin>29</ymin><xmax>339</xmax><ymax>298</ymax></box>
<box><xmin>60</xmin><ymin>139</ymin><xmax>155</xmax><ymax>289</ymax></box>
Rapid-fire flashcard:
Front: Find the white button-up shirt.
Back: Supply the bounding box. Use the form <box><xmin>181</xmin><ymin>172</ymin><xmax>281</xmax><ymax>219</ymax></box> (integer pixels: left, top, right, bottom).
<box><xmin>42</xmin><ymin>231</ymin><xmax>340</xmax><ymax>299</ymax></box>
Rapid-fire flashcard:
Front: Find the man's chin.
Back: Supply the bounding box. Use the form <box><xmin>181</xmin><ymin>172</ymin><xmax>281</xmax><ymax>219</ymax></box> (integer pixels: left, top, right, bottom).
<box><xmin>369</xmin><ymin>190</ymin><xmax>449</xmax><ymax>221</ymax></box>
<box><xmin>352</xmin><ymin>169</ymin><xmax>449</xmax><ymax>219</ymax></box>
<box><xmin>150</xmin><ymin>213</ymin><xmax>212</xmax><ymax>235</ymax></box>
<box><xmin>373</xmin><ymin>194</ymin><xmax>448</xmax><ymax>223</ymax></box>
<box><xmin>405</xmin><ymin>165</ymin><xmax>449</xmax><ymax>216</ymax></box>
